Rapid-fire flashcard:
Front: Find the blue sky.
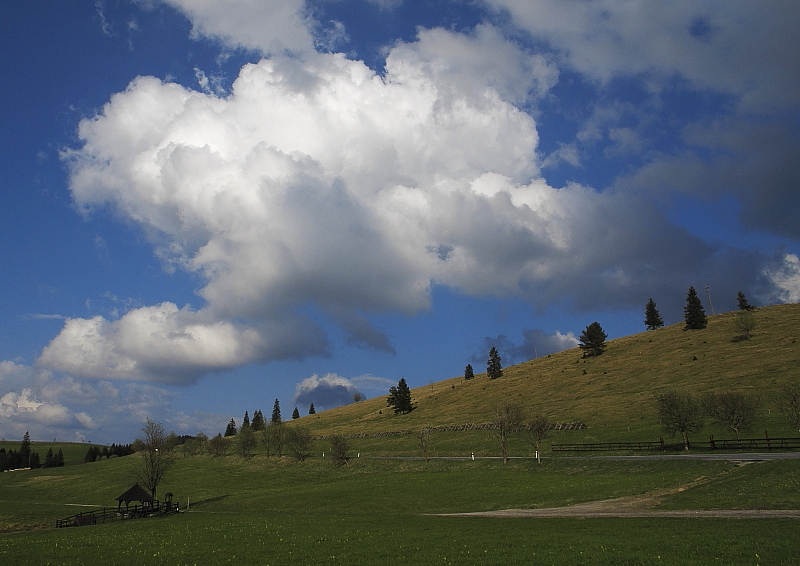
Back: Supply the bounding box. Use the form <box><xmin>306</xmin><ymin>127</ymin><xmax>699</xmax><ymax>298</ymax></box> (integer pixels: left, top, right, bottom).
<box><xmin>2</xmin><ymin>0</ymin><xmax>798</xmax><ymax>444</ymax></box>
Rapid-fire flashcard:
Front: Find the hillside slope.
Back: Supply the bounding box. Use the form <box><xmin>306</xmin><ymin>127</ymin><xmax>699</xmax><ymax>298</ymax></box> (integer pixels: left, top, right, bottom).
<box><xmin>294</xmin><ymin>303</ymin><xmax>800</xmax><ymax>441</ymax></box>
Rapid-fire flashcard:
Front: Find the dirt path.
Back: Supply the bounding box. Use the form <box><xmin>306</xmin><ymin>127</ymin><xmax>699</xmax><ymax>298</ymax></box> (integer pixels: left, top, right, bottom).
<box><xmin>431</xmin><ymin>476</ymin><xmax>800</xmax><ymax>519</ymax></box>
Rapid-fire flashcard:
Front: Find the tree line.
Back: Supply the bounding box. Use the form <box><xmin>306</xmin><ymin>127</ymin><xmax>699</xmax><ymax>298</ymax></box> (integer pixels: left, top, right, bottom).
<box><xmin>0</xmin><ymin>431</ymin><xmax>66</xmax><ymax>471</ymax></box>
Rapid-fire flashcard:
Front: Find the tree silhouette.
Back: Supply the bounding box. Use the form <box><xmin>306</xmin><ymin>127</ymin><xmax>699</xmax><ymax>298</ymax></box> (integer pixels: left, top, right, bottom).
<box><xmin>487</xmin><ymin>347</ymin><xmax>503</xmax><ymax>379</ymax></box>
<box><xmin>644</xmin><ymin>298</ymin><xmax>664</xmax><ymax>330</ymax></box>
<box><xmin>224</xmin><ymin>418</ymin><xmax>237</xmax><ymax>437</ymax></box>
<box><xmin>579</xmin><ymin>321</ymin><xmax>607</xmax><ymax>357</ymax></box>
<box><xmin>464</xmin><ymin>364</ymin><xmax>474</xmax><ymax>380</ymax></box>
<box><xmin>684</xmin><ymin>286</ymin><xmax>707</xmax><ymax>330</ymax></box>
<box><xmin>271</xmin><ymin>399</ymin><xmax>282</xmax><ymax>424</ymax></box>
<box><xmin>737</xmin><ymin>291</ymin><xmax>754</xmax><ymax>311</ymax></box>
<box><xmin>387</xmin><ymin>378</ymin><xmax>414</xmax><ymax>414</ymax></box>
<box><xmin>133</xmin><ymin>418</ymin><xmax>176</xmax><ymax>500</ymax></box>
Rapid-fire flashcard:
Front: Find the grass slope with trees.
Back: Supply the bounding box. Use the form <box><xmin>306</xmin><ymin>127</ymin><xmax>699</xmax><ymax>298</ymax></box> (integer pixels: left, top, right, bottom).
<box><xmin>1</xmin><ymin>303</ymin><xmax>799</xmax><ymax>565</ymax></box>
<box><xmin>289</xmin><ymin>303</ymin><xmax>800</xmax><ymax>454</ymax></box>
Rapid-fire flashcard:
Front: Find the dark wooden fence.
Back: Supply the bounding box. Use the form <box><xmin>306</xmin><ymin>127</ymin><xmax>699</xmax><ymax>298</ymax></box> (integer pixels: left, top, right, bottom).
<box><xmin>553</xmin><ymin>435</ymin><xmax>800</xmax><ymax>453</ymax></box>
<box><xmin>552</xmin><ymin>439</ymin><xmax>666</xmax><ymax>452</ymax></box>
<box><xmin>56</xmin><ymin>500</ymin><xmax>179</xmax><ymax>528</ymax></box>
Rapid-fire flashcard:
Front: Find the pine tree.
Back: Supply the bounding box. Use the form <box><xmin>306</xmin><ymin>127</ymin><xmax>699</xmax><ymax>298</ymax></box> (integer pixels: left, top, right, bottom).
<box><xmin>44</xmin><ymin>448</ymin><xmax>55</xmax><ymax>468</ymax></box>
<box><xmin>242</xmin><ymin>411</ymin><xmax>250</xmax><ymax>428</ymax></box>
<box><xmin>464</xmin><ymin>364</ymin><xmax>474</xmax><ymax>380</ymax></box>
<box><xmin>271</xmin><ymin>399</ymin><xmax>282</xmax><ymax>424</ymax></box>
<box><xmin>251</xmin><ymin>410</ymin><xmax>266</xmax><ymax>431</ymax></box>
<box><xmin>487</xmin><ymin>347</ymin><xmax>503</xmax><ymax>379</ymax></box>
<box><xmin>309</xmin><ymin>403</ymin><xmax>316</xmax><ymax>415</ymax></box>
<box><xmin>684</xmin><ymin>286</ymin><xmax>707</xmax><ymax>330</ymax></box>
<box><xmin>57</xmin><ymin>448</ymin><xmax>65</xmax><ymax>466</ymax></box>
<box><xmin>224</xmin><ymin>418</ymin><xmax>237</xmax><ymax>437</ymax></box>
<box><xmin>387</xmin><ymin>378</ymin><xmax>414</xmax><ymax>414</ymax></box>
<box><xmin>737</xmin><ymin>291</ymin><xmax>754</xmax><ymax>311</ymax></box>
<box><xmin>20</xmin><ymin>431</ymin><xmax>31</xmax><ymax>468</ymax></box>
<box><xmin>291</xmin><ymin>407</ymin><xmax>300</xmax><ymax>420</ymax></box>
<box><xmin>644</xmin><ymin>298</ymin><xmax>664</xmax><ymax>330</ymax></box>
<box><xmin>579</xmin><ymin>321</ymin><xmax>608</xmax><ymax>357</ymax></box>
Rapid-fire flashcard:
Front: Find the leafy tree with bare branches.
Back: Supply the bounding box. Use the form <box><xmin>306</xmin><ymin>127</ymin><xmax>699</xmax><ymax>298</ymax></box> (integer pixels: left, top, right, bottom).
<box><xmin>133</xmin><ymin>418</ymin><xmax>177</xmax><ymax>500</ymax></box>
<box><xmin>526</xmin><ymin>414</ymin><xmax>552</xmax><ymax>463</ymax></box>
<box><xmin>329</xmin><ymin>434</ymin><xmax>350</xmax><ymax>465</ymax></box>
<box><xmin>778</xmin><ymin>382</ymin><xmax>800</xmax><ymax>431</ymax></box>
<box><xmin>208</xmin><ymin>433</ymin><xmax>230</xmax><ymax>456</ymax></box>
<box><xmin>418</xmin><ymin>427</ymin><xmax>432</xmax><ymax>461</ymax></box>
<box><xmin>655</xmin><ymin>391</ymin><xmax>704</xmax><ymax>450</ymax></box>
<box><xmin>702</xmin><ymin>391</ymin><xmax>759</xmax><ymax>441</ymax></box>
<box><xmin>493</xmin><ymin>402</ymin><xmax>524</xmax><ymax>463</ymax></box>
<box><xmin>286</xmin><ymin>426</ymin><xmax>313</xmax><ymax>460</ymax></box>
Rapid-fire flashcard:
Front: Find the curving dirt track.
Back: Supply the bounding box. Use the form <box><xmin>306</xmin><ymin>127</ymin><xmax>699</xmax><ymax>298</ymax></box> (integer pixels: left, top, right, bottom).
<box><xmin>431</xmin><ymin>482</ymin><xmax>800</xmax><ymax>519</ymax></box>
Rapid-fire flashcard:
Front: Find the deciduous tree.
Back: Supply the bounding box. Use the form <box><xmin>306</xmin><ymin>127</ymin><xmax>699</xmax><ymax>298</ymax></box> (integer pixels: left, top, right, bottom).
<box><xmin>493</xmin><ymin>402</ymin><xmax>524</xmax><ymax>463</ymax></box>
<box><xmin>133</xmin><ymin>418</ymin><xmax>176</xmax><ymax>500</ymax></box>
<box><xmin>418</xmin><ymin>427</ymin><xmax>432</xmax><ymax>461</ymax></box>
<box><xmin>208</xmin><ymin>433</ymin><xmax>229</xmax><ymax>456</ymax></box>
<box><xmin>329</xmin><ymin>434</ymin><xmax>349</xmax><ymax>465</ymax></box>
<box><xmin>238</xmin><ymin>422</ymin><xmax>256</xmax><ymax>458</ymax></box>
<box><xmin>526</xmin><ymin>415</ymin><xmax>552</xmax><ymax>464</ymax></box>
<box><xmin>778</xmin><ymin>382</ymin><xmax>800</xmax><ymax>431</ymax></box>
<box><xmin>264</xmin><ymin>422</ymin><xmax>286</xmax><ymax>457</ymax></box>
<box><xmin>702</xmin><ymin>391</ymin><xmax>759</xmax><ymax>441</ymax></box>
<box><xmin>655</xmin><ymin>391</ymin><xmax>704</xmax><ymax>450</ymax></box>
<box><xmin>286</xmin><ymin>426</ymin><xmax>313</xmax><ymax>460</ymax></box>
<box><xmin>734</xmin><ymin>310</ymin><xmax>756</xmax><ymax>340</ymax></box>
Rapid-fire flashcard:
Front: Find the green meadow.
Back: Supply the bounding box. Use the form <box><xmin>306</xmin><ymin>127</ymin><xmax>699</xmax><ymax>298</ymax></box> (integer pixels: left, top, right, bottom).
<box><xmin>1</xmin><ymin>303</ymin><xmax>799</xmax><ymax>564</ymax></box>
<box><xmin>2</xmin><ymin>453</ymin><xmax>800</xmax><ymax>565</ymax></box>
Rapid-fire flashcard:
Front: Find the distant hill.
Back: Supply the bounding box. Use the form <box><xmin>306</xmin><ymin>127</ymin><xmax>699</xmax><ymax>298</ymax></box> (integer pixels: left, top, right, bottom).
<box><xmin>295</xmin><ymin>303</ymin><xmax>800</xmax><ymax>441</ymax></box>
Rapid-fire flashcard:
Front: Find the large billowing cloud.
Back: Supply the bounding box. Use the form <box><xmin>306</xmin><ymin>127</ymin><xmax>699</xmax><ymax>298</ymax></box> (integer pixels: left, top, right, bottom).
<box><xmin>41</xmin><ymin>5</ymin><xmax>794</xmax><ymax>386</ymax></box>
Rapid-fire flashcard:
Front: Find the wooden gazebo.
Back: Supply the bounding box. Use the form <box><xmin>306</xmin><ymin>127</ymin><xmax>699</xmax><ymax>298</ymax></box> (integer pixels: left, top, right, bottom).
<box><xmin>116</xmin><ymin>483</ymin><xmax>154</xmax><ymax>514</ymax></box>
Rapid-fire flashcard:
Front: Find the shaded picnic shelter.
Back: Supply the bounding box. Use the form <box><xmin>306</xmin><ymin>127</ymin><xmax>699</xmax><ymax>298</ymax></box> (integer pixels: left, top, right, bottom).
<box><xmin>116</xmin><ymin>483</ymin><xmax>153</xmax><ymax>513</ymax></box>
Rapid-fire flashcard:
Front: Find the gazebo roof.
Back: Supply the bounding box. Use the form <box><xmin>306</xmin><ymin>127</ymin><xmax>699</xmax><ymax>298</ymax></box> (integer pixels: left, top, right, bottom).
<box><xmin>116</xmin><ymin>483</ymin><xmax>153</xmax><ymax>503</ymax></box>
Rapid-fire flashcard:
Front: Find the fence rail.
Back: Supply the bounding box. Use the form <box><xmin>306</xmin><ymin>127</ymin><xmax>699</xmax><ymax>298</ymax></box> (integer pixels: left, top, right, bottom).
<box><xmin>552</xmin><ymin>436</ymin><xmax>800</xmax><ymax>453</ymax></box>
<box><xmin>552</xmin><ymin>440</ymin><xmax>666</xmax><ymax>452</ymax></box>
<box><xmin>315</xmin><ymin>422</ymin><xmax>584</xmax><ymax>441</ymax></box>
<box><xmin>56</xmin><ymin>501</ymin><xmax>179</xmax><ymax>528</ymax></box>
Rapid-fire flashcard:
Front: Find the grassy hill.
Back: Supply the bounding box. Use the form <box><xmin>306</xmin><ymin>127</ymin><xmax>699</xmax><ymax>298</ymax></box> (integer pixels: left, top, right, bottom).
<box><xmin>291</xmin><ymin>303</ymin><xmax>800</xmax><ymax>449</ymax></box>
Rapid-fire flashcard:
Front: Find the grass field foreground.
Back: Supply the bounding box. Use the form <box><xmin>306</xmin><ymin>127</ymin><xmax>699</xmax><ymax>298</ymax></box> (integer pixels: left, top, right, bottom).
<box><xmin>1</xmin><ymin>452</ymin><xmax>800</xmax><ymax>565</ymax></box>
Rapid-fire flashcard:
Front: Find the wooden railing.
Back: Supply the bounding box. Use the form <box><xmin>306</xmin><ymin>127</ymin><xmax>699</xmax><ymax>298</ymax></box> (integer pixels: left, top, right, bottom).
<box><xmin>56</xmin><ymin>500</ymin><xmax>179</xmax><ymax>528</ymax></box>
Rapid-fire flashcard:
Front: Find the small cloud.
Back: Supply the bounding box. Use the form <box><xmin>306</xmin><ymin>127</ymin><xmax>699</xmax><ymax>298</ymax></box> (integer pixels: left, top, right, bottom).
<box><xmin>473</xmin><ymin>329</ymin><xmax>578</xmax><ymax>366</ymax></box>
<box><xmin>23</xmin><ymin>313</ymin><xmax>65</xmax><ymax>321</ymax></box>
<box><xmin>293</xmin><ymin>373</ymin><xmax>364</xmax><ymax>410</ymax></box>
